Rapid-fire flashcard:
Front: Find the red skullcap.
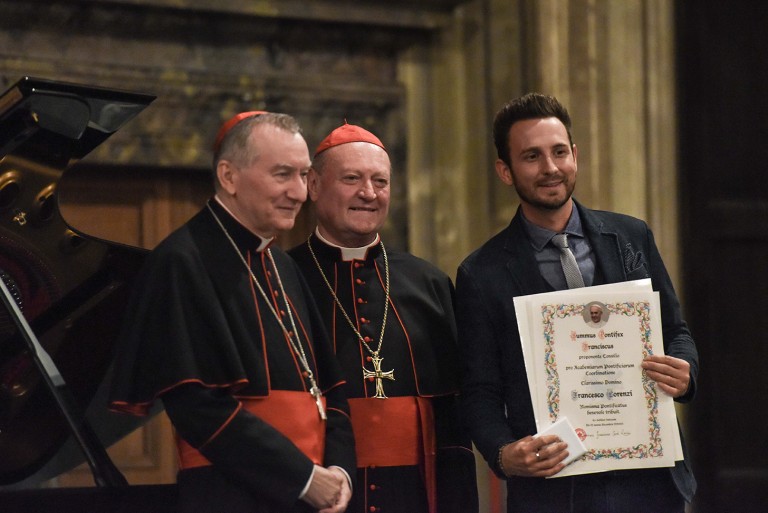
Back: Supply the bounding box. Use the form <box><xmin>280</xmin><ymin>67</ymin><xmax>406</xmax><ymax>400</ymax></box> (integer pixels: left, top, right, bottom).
<box><xmin>314</xmin><ymin>122</ymin><xmax>386</xmax><ymax>157</ymax></box>
<box><xmin>213</xmin><ymin>111</ymin><xmax>268</xmax><ymax>153</ymax></box>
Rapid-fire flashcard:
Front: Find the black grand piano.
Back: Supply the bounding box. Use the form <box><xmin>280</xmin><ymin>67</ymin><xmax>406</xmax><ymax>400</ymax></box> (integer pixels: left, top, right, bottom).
<box><xmin>0</xmin><ymin>77</ymin><xmax>177</xmax><ymax>511</ymax></box>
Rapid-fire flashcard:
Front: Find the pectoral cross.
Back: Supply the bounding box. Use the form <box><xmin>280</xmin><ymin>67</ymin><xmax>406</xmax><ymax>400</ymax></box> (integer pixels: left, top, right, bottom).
<box><xmin>309</xmin><ymin>382</ymin><xmax>327</xmax><ymax>420</ymax></box>
<box><xmin>362</xmin><ymin>353</ymin><xmax>395</xmax><ymax>399</ymax></box>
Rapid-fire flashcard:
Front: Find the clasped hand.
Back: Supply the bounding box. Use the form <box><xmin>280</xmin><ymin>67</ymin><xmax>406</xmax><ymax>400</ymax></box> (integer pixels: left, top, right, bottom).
<box><xmin>302</xmin><ymin>465</ymin><xmax>351</xmax><ymax>513</ymax></box>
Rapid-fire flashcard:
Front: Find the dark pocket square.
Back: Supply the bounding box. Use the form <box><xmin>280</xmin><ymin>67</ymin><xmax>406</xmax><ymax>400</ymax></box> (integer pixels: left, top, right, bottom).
<box><xmin>623</xmin><ymin>243</ymin><xmax>649</xmax><ymax>278</ymax></box>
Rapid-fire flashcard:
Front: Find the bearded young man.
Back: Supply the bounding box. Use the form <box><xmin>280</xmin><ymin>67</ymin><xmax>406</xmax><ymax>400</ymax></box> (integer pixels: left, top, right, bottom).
<box><xmin>456</xmin><ymin>93</ymin><xmax>698</xmax><ymax>513</ymax></box>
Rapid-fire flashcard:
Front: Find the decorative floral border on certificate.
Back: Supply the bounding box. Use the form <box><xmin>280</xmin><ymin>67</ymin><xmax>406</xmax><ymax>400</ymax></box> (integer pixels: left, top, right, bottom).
<box><xmin>541</xmin><ymin>301</ymin><xmax>663</xmax><ymax>460</ymax></box>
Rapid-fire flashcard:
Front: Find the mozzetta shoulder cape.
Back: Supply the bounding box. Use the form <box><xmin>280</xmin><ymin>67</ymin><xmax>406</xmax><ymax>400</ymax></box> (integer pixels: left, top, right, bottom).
<box><xmin>109</xmin><ymin>200</ymin><xmax>355</xmax><ymax>512</ymax></box>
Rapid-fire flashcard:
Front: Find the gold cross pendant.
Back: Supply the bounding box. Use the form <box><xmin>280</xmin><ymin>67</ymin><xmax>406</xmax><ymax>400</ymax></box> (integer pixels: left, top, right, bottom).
<box><xmin>362</xmin><ymin>353</ymin><xmax>395</xmax><ymax>399</ymax></box>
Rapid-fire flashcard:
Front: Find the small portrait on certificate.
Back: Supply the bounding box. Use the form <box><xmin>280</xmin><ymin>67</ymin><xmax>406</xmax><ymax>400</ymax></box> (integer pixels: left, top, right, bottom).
<box><xmin>582</xmin><ymin>301</ymin><xmax>609</xmax><ymax>328</ymax></box>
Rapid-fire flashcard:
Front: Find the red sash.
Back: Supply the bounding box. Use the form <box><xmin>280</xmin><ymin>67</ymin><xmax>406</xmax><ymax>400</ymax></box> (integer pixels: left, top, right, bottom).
<box><xmin>348</xmin><ymin>396</ymin><xmax>436</xmax><ymax>513</ymax></box>
<box><xmin>176</xmin><ymin>390</ymin><xmax>326</xmax><ymax>469</ymax></box>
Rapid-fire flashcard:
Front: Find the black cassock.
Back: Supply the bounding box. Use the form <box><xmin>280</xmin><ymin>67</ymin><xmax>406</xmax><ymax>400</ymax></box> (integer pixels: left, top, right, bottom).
<box><xmin>290</xmin><ymin>233</ymin><xmax>478</xmax><ymax>513</ymax></box>
<box><xmin>109</xmin><ymin>200</ymin><xmax>355</xmax><ymax>513</ymax></box>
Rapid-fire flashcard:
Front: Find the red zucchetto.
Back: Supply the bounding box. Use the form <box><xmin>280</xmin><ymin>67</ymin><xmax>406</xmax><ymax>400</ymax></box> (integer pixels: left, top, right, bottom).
<box><xmin>213</xmin><ymin>111</ymin><xmax>268</xmax><ymax>153</ymax></box>
<box><xmin>314</xmin><ymin>122</ymin><xmax>386</xmax><ymax>157</ymax></box>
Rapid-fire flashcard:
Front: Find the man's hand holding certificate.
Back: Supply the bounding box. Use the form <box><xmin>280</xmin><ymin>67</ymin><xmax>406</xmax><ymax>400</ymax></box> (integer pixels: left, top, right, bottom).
<box><xmin>514</xmin><ymin>279</ymin><xmax>683</xmax><ymax>478</ymax></box>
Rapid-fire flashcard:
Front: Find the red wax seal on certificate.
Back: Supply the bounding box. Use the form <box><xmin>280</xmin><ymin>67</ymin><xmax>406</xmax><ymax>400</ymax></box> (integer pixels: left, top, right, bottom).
<box><xmin>576</xmin><ymin>428</ymin><xmax>587</xmax><ymax>441</ymax></box>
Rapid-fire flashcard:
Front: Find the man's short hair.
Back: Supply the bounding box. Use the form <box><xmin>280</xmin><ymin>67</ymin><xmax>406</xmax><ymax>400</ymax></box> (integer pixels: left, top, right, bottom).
<box><xmin>492</xmin><ymin>93</ymin><xmax>574</xmax><ymax>167</ymax></box>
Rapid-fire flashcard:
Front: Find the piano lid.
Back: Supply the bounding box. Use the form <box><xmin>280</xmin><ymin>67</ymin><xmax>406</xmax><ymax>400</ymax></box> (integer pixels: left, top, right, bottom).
<box><xmin>0</xmin><ymin>76</ymin><xmax>155</xmax><ymax>162</ymax></box>
<box><xmin>0</xmin><ymin>77</ymin><xmax>155</xmax><ymax>485</ymax></box>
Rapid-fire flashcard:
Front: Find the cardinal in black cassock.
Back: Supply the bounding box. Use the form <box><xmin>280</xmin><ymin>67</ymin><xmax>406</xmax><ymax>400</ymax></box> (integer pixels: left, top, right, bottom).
<box><xmin>110</xmin><ymin>112</ymin><xmax>356</xmax><ymax>513</ymax></box>
<box><xmin>289</xmin><ymin>123</ymin><xmax>478</xmax><ymax>513</ymax></box>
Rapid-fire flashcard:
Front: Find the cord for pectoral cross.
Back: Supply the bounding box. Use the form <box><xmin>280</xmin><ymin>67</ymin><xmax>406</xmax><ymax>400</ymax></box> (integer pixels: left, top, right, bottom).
<box><xmin>209</xmin><ymin>204</ymin><xmax>326</xmax><ymax>420</ymax></box>
<box><xmin>307</xmin><ymin>236</ymin><xmax>395</xmax><ymax>399</ymax></box>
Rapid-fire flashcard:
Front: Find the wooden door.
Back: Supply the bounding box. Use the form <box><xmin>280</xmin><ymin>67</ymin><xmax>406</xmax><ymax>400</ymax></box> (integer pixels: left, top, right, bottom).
<box><xmin>54</xmin><ymin>165</ymin><xmax>211</xmax><ymax>486</ymax></box>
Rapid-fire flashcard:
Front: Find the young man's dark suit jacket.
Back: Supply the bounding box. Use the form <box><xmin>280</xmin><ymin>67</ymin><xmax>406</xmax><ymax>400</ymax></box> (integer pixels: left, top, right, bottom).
<box><xmin>456</xmin><ymin>200</ymin><xmax>698</xmax><ymax>509</ymax></box>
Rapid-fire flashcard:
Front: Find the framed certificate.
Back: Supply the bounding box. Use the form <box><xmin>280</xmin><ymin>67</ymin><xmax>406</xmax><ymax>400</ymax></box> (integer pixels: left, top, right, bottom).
<box><xmin>514</xmin><ymin>279</ymin><xmax>682</xmax><ymax>477</ymax></box>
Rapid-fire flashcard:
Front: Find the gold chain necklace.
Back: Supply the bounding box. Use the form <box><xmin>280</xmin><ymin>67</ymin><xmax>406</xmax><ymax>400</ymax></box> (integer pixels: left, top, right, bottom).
<box><xmin>207</xmin><ymin>204</ymin><xmax>326</xmax><ymax>420</ymax></box>
<box><xmin>307</xmin><ymin>235</ymin><xmax>394</xmax><ymax>399</ymax></box>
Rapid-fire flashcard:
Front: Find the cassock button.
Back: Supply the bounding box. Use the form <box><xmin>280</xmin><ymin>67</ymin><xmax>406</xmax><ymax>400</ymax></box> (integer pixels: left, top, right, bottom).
<box><xmin>356</xmin><ymin>278</ymin><xmax>364</xmax><ymax>285</ymax></box>
<box><xmin>364</xmin><ymin>336</ymin><xmax>372</xmax><ymax>343</ymax></box>
<box><xmin>369</xmin><ymin>484</ymin><xmax>377</xmax><ymax>491</ymax></box>
<box><xmin>360</xmin><ymin>317</ymin><xmax>368</xmax><ymax>323</ymax></box>
<box><xmin>357</xmin><ymin>298</ymin><xmax>366</xmax><ymax>304</ymax></box>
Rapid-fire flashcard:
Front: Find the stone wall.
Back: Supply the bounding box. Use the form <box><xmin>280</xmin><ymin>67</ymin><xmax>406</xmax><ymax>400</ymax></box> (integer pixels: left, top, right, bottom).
<box><xmin>0</xmin><ymin>0</ymin><xmax>468</xmax><ymax>250</ymax></box>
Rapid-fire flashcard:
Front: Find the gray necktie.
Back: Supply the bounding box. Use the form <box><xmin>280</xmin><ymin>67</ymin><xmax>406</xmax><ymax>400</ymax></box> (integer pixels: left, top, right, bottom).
<box><xmin>551</xmin><ymin>233</ymin><xmax>585</xmax><ymax>289</ymax></box>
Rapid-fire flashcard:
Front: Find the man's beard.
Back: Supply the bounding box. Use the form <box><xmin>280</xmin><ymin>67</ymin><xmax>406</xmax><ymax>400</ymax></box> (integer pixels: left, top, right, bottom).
<box><xmin>513</xmin><ymin>177</ymin><xmax>575</xmax><ymax>211</ymax></box>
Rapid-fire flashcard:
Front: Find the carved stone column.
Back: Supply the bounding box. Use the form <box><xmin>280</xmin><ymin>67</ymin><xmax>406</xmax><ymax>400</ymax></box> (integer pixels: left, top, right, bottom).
<box><xmin>526</xmin><ymin>0</ymin><xmax>680</xmax><ymax>281</ymax></box>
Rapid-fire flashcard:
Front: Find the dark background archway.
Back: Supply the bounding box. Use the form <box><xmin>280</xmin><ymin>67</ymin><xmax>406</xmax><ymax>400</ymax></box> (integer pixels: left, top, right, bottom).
<box><xmin>676</xmin><ymin>2</ymin><xmax>768</xmax><ymax>511</ymax></box>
